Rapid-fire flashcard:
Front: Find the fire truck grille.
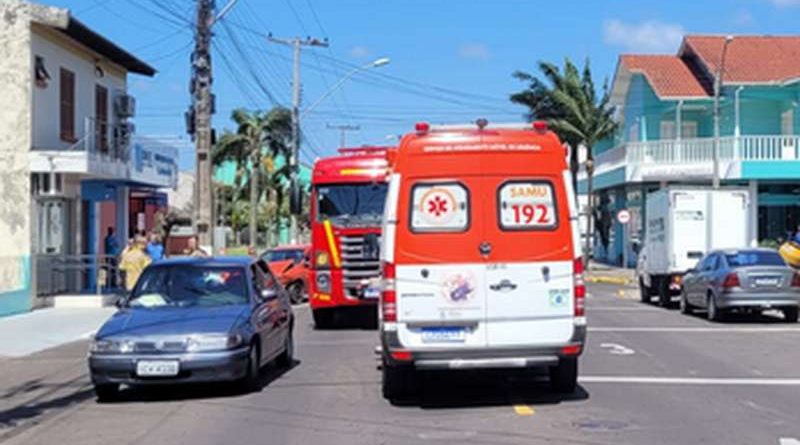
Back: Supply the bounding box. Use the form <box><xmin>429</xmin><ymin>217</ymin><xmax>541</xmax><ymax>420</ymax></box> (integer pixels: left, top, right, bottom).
<box><xmin>339</xmin><ymin>235</ymin><xmax>381</xmax><ymax>297</ymax></box>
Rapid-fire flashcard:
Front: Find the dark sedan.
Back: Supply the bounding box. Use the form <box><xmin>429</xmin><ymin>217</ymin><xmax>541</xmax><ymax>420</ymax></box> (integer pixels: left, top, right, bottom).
<box><xmin>681</xmin><ymin>249</ymin><xmax>800</xmax><ymax>322</ymax></box>
<box><xmin>88</xmin><ymin>257</ymin><xmax>294</xmax><ymax>401</ymax></box>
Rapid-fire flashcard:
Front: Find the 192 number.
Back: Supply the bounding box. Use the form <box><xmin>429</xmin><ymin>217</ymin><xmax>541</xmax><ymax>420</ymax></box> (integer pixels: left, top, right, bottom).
<box><xmin>511</xmin><ymin>204</ymin><xmax>550</xmax><ymax>225</ymax></box>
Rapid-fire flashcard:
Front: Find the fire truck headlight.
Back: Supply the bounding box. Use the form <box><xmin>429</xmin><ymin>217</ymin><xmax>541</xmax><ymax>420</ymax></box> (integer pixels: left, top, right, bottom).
<box><xmin>316</xmin><ymin>272</ymin><xmax>331</xmax><ymax>292</ymax></box>
<box><xmin>315</xmin><ymin>251</ymin><xmax>330</xmax><ymax>269</ymax></box>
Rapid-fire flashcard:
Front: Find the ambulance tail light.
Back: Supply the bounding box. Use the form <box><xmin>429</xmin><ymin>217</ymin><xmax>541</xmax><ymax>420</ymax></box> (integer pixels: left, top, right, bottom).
<box><xmin>574</xmin><ymin>258</ymin><xmax>585</xmax><ymax>317</ymax></box>
<box><xmin>415</xmin><ymin>122</ymin><xmax>430</xmax><ymax>135</ymax></box>
<box><xmin>382</xmin><ymin>262</ymin><xmax>397</xmax><ymax>322</ymax></box>
<box><xmin>533</xmin><ymin>120</ymin><xmax>549</xmax><ymax>133</ymax></box>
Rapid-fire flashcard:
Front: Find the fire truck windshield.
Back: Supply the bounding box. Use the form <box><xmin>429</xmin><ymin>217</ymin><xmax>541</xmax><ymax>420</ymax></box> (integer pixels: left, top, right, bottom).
<box><xmin>316</xmin><ymin>183</ymin><xmax>388</xmax><ymax>226</ymax></box>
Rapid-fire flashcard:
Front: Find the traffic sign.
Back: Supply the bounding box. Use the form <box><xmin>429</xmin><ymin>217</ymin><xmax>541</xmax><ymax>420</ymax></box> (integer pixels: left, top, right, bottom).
<box><xmin>617</xmin><ymin>209</ymin><xmax>631</xmax><ymax>225</ymax></box>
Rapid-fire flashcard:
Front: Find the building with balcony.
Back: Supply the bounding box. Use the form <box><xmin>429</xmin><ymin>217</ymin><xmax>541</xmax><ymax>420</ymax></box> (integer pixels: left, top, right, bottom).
<box><xmin>582</xmin><ymin>35</ymin><xmax>800</xmax><ymax>267</ymax></box>
<box><xmin>0</xmin><ymin>0</ymin><xmax>178</xmax><ymax>316</ymax></box>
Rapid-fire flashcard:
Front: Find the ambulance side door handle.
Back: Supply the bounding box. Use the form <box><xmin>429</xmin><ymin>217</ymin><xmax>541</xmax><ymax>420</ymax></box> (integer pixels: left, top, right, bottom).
<box><xmin>479</xmin><ymin>241</ymin><xmax>492</xmax><ymax>256</ymax></box>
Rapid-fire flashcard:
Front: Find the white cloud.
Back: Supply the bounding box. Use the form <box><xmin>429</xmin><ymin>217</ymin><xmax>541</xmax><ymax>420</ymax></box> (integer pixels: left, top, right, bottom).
<box><xmin>770</xmin><ymin>0</ymin><xmax>800</xmax><ymax>7</ymax></box>
<box><xmin>603</xmin><ymin>19</ymin><xmax>685</xmax><ymax>53</ymax></box>
<box><xmin>349</xmin><ymin>46</ymin><xmax>369</xmax><ymax>58</ymax></box>
<box><xmin>458</xmin><ymin>43</ymin><xmax>490</xmax><ymax>60</ymax></box>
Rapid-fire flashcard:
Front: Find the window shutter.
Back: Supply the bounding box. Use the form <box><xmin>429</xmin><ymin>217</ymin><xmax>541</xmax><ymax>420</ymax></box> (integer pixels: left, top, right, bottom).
<box><xmin>60</xmin><ymin>69</ymin><xmax>75</xmax><ymax>141</ymax></box>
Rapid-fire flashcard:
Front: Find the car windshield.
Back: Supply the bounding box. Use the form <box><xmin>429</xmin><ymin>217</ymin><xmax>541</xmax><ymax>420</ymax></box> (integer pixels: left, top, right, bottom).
<box><xmin>264</xmin><ymin>249</ymin><xmax>304</xmax><ymax>263</ymax></box>
<box><xmin>725</xmin><ymin>251</ymin><xmax>787</xmax><ymax>267</ymax></box>
<box><xmin>316</xmin><ymin>183</ymin><xmax>388</xmax><ymax>226</ymax></box>
<box><xmin>128</xmin><ymin>265</ymin><xmax>249</xmax><ymax>308</ymax></box>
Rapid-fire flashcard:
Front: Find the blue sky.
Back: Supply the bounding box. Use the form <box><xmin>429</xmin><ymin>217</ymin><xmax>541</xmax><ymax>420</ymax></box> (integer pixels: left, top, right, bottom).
<box><xmin>51</xmin><ymin>0</ymin><xmax>800</xmax><ymax>170</ymax></box>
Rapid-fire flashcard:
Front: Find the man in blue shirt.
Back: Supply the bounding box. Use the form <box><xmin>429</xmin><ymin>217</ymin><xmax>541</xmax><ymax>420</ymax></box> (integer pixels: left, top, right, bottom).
<box><xmin>104</xmin><ymin>227</ymin><xmax>119</xmax><ymax>257</ymax></box>
<box><xmin>145</xmin><ymin>232</ymin><xmax>165</xmax><ymax>261</ymax></box>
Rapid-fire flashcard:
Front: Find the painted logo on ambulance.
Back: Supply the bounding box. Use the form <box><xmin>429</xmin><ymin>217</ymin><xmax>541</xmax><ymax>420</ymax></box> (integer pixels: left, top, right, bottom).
<box><xmin>419</xmin><ymin>188</ymin><xmax>457</xmax><ymax>226</ymax></box>
<box><xmin>442</xmin><ymin>273</ymin><xmax>475</xmax><ymax>304</ymax></box>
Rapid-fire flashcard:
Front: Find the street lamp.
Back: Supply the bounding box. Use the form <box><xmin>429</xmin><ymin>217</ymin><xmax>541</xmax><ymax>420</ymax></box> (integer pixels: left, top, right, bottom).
<box><xmin>288</xmin><ymin>57</ymin><xmax>391</xmax><ymax>242</ymax></box>
<box><xmin>713</xmin><ymin>35</ymin><xmax>734</xmax><ymax>190</ymax></box>
<box><xmin>301</xmin><ymin>57</ymin><xmax>391</xmax><ymax>119</ymax></box>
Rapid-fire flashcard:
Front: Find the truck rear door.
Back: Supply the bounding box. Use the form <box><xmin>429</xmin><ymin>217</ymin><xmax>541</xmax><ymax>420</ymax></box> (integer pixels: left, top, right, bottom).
<box><xmin>671</xmin><ymin>191</ymin><xmax>708</xmax><ymax>271</ymax></box>
<box><xmin>483</xmin><ymin>176</ymin><xmax>576</xmax><ymax>347</ymax></box>
<box><xmin>394</xmin><ymin>177</ymin><xmax>488</xmax><ymax>349</ymax></box>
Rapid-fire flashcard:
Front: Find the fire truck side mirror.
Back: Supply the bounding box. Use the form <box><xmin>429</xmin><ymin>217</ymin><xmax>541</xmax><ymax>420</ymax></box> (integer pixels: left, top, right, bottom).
<box><xmin>290</xmin><ymin>185</ymin><xmax>303</xmax><ymax>215</ymax></box>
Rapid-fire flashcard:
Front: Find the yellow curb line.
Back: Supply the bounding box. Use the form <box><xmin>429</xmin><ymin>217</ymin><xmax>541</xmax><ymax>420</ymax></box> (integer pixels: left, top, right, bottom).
<box><xmin>585</xmin><ymin>276</ymin><xmax>632</xmax><ymax>285</ymax></box>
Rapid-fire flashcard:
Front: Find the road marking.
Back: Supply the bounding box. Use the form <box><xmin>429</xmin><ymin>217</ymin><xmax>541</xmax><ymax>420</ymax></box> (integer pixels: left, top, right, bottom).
<box><xmin>513</xmin><ymin>405</ymin><xmax>535</xmax><ymax>416</ymax></box>
<box><xmin>589</xmin><ymin>327</ymin><xmax>800</xmax><ymax>333</ymax></box>
<box><xmin>580</xmin><ymin>376</ymin><xmax>800</xmax><ymax>386</ymax></box>
<box><xmin>600</xmin><ymin>343</ymin><xmax>635</xmax><ymax>355</ymax></box>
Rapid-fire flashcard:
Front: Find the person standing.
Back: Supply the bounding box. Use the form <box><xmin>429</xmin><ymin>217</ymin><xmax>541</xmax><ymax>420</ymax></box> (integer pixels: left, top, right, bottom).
<box><xmin>145</xmin><ymin>232</ymin><xmax>165</xmax><ymax>261</ymax></box>
<box><xmin>103</xmin><ymin>227</ymin><xmax>120</xmax><ymax>287</ymax></box>
<box><xmin>119</xmin><ymin>236</ymin><xmax>151</xmax><ymax>292</ymax></box>
<box><xmin>182</xmin><ymin>235</ymin><xmax>209</xmax><ymax>257</ymax></box>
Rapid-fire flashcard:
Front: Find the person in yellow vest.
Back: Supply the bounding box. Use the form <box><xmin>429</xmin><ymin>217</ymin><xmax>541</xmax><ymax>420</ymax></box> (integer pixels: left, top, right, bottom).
<box><xmin>119</xmin><ymin>236</ymin><xmax>152</xmax><ymax>292</ymax></box>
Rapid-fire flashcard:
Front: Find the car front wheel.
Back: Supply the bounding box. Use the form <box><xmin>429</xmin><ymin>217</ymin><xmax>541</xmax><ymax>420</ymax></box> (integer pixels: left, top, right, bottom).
<box><xmin>94</xmin><ymin>383</ymin><xmax>119</xmax><ymax>403</ymax></box>
<box><xmin>679</xmin><ymin>291</ymin><xmax>692</xmax><ymax>314</ymax></box>
<box><xmin>276</xmin><ymin>329</ymin><xmax>294</xmax><ymax>368</ymax></box>
<box><xmin>288</xmin><ymin>282</ymin><xmax>305</xmax><ymax>305</ymax></box>
<box><xmin>240</xmin><ymin>343</ymin><xmax>261</xmax><ymax>392</ymax></box>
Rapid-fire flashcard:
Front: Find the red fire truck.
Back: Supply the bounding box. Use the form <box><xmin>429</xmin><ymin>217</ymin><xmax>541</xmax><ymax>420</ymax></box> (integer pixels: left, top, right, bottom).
<box><xmin>308</xmin><ymin>147</ymin><xmax>394</xmax><ymax>328</ymax></box>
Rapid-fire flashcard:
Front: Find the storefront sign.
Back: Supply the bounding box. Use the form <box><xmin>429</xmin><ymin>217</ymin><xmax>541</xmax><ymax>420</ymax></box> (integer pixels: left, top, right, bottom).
<box><xmin>130</xmin><ymin>138</ymin><xmax>179</xmax><ymax>189</ymax></box>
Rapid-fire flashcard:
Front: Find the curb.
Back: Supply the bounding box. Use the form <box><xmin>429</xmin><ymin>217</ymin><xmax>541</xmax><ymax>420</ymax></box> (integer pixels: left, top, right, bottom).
<box><xmin>585</xmin><ymin>276</ymin><xmax>633</xmax><ymax>285</ymax></box>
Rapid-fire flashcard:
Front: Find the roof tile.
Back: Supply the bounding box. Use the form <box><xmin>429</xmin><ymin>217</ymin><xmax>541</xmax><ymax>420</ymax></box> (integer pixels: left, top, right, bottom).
<box><xmin>620</xmin><ymin>55</ymin><xmax>710</xmax><ymax>98</ymax></box>
<box><xmin>683</xmin><ymin>35</ymin><xmax>800</xmax><ymax>84</ymax></box>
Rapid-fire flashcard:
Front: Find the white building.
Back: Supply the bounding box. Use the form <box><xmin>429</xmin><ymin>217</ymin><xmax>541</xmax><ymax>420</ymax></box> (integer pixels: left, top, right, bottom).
<box><xmin>0</xmin><ymin>0</ymin><xmax>178</xmax><ymax>315</ymax></box>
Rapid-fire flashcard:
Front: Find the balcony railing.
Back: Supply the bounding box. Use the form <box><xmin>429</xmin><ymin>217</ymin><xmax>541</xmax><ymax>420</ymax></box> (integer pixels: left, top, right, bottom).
<box><xmin>33</xmin><ymin>117</ymin><xmax>131</xmax><ymax>163</ymax></box>
<box><xmin>623</xmin><ymin>135</ymin><xmax>800</xmax><ymax>164</ymax></box>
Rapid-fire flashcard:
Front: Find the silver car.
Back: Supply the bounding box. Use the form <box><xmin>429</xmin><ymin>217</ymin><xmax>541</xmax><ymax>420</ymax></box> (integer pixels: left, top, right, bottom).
<box><xmin>680</xmin><ymin>249</ymin><xmax>800</xmax><ymax>322</ymax></box>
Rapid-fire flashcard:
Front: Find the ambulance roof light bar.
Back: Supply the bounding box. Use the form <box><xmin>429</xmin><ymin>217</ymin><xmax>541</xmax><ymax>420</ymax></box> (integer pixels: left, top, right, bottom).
<box><xmin>421</xmin><ymin>120</ymin><xmax>544</xmax><ymax>132</ymax></box>
<box><xmin>337</xmin><ymin>146</ymin><xmax>391</xmax><ymax>156</ymax></box>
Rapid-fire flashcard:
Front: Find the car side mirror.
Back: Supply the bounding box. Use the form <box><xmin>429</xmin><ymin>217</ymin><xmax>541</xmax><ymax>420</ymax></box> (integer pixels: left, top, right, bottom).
<box><xmin>260</xmin><ymin>288</ymin><xmax>279</xmax><ymax>302</ymax></box>
<box><xmin>114</xmin><ymin>296</ymin><xmax>127</xmax><ymax>309</ymax></box>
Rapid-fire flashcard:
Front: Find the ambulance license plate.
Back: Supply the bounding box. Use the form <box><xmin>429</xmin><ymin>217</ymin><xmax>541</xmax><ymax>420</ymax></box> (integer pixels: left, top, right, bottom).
<box><xmin>421</xmin><ymin>327</ymin><xmax>466</xmax><ymax>343</ymax></box>
<box><xmin>363</xmin><ymin>287</ymin><xmax>381</xmax><ymax>299</ymax></box>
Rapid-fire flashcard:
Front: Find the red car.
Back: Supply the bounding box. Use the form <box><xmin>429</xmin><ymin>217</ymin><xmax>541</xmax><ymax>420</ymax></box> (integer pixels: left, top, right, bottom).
<box><xmin>261</xmin><ymin>245</ymin><xmax>311</xmax><ymax>304</ymax></box>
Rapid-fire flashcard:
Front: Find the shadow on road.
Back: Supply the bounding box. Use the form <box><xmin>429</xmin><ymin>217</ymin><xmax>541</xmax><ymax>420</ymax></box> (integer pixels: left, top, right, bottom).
<box><xmin>395</xmin><ymin>369</ymin><xmax>590</xmax><ymax>409</ymax></box>
<box><xmin>313</xmin><ymin>307</ymin><xmax>378</xmax><ymax>331</ymax></box>
<box><xmin>102</xmin><ymin>360</ymin><xmax>301</xmax><ymax>404</ymax></box>
<box><xmin>0</xmin><ymin>379</ymin><xmax>95</xmax><ymax>440</ymax></box>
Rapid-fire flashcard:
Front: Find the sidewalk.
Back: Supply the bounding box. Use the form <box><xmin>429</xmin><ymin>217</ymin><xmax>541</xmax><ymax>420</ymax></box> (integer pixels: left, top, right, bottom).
<box><xmin>586</xmin><ymin>261</ymin><xmax>636</xmax><ymax>286</ymax></box>
<box><xmin>0</xmin><ymin>307</ymin><xmax>115</xmax><ymax>358</ymax></box>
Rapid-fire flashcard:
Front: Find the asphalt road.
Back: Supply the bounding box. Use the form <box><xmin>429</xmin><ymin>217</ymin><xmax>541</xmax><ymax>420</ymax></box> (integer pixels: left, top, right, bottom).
<box><xmin>2</xmin><ymin>282</ymin><xmax>800</xmax><ymax>445</ymax></box>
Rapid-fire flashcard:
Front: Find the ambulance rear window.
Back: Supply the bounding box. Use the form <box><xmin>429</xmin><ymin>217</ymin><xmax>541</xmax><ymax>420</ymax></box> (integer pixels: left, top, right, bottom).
<box><xmin>410</xmin><ymin>182</ymin><xmax>469</xmax><ymax>233</ymax></box>
<box><xmin>497</xmin><ymin>181</ymin><xmax>558</xmax><ymax>230</ymax></box>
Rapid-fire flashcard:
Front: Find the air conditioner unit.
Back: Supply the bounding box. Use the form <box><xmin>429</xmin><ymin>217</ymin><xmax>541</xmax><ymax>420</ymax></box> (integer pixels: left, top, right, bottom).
<box><xmin>115</xmin><ymin>94</ymin><xmax>136</xmax><ymax>118</ymax></box>
<box><xmin>115</xmin><ymin>122</ymin><xmax>135</xmax><ymax>147</ymax></box>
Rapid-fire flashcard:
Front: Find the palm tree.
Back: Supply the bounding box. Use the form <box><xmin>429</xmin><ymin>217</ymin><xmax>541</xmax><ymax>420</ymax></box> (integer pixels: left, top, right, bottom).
<box><xmin>213</xmin><ymin>107</ymin><xmax>292</xmax><ymax>247</ymax></box>
<box><xmin>511</xmin><ymin>58</ymin><xmax>618</xmax><ymax>264</ymax></box>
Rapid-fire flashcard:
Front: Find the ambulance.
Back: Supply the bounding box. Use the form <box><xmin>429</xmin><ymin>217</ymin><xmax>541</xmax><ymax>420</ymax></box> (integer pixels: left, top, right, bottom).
<box><xmin>379</xmin><ymin>120</ymin><xmax>585</xmax><ymax>400</ymax></box>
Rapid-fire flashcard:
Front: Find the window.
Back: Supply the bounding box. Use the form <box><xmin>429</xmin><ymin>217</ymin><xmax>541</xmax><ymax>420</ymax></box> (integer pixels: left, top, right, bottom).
<box><xmin>129</xmin><ymin>266</ymin><xmax>249</xmax><ymax>308</ymax></box>
<box><xmin>316</xmin><ymin>183</ymin><xmax>388</xmax><ymax>226</ymax></box>
<box><xmin>498</xmin><ymin>181</ymin><xmax>558</xmax><ymax>230</ymax></box>
<box><xmin>95</xmin><ymin>85</ymin><xmax>109</xmax><ymax>152</ymax></box>
<box><xmin>59</xmin><ymin>69</ymin><xmax>76</xmax><ymax>142</ymax></box>
<box><xmin>726</xmin><ymin>251</ymin><xmax>787</xmax><ymax>267</ymax></box>
<box><xmin>410</xmin><ymin>182</ymin><xmax>469</xmax><ymax>233</ymax></box>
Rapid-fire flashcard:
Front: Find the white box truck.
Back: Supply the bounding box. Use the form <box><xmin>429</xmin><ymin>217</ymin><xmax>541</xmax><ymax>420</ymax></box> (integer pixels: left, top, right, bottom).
<box><xmin>637</xmin><ymin>187</ymin><xmax>756</xmax><ymax>306</ymax></box>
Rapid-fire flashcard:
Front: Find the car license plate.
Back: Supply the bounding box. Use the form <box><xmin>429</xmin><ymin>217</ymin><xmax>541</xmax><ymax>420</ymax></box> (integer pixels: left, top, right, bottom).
<box><xmin>754</xmin><ymin>278</ymin><xmax>780</xmax><ymax>287</ymax></box>
<box><xmin>136</xmin><ymin>360</ymin><xmax>180</xmax><ymax>377</ymax></box>
<box><xmin>421</xmin><ymin>327</ymin><xmax>466</xmax><ymax>343</ymax></box>
<box><xmin>364</xmin><ymin>287</ymin><xmax>381</xmax><ymax>299</ymax></box>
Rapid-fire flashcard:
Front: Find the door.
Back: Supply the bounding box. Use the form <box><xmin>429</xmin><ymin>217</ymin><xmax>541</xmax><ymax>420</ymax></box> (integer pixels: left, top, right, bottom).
<box><xmin>250</xmin><ymin>265</ymin><xmax>281</xmax><ymax>361</ymax></box>
<box><xmin>394</xmin><ymin>177</ymin><xmax>488</xmax><ymax>349</ymax></box>
<box><xmin>694</xmin><ymin>254</ymin><xmax>718</xmax><ymax>307</ymax></box>
<box><xmin>483</xmin><ymin>176</ymin><xmax>575</xmax><ymax>347</ymax></box>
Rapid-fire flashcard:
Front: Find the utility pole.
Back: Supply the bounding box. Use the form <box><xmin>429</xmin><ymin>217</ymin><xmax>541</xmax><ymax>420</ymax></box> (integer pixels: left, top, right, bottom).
<box><xmin>268</xmin><ymin>35</ymin><xmax>329</xmax><ymax>243</ymax></box>
<box><xmin>713</xmin><ymin>35</ymin><xmax>734</xmax><ymax>190</ymax></box>
<box><xmin>327</xmin><ymin>123</ymin><xmax>360</xmax><ymax>148</ymax></box>
<box><xmin>189</xmin><ymin>0</ymin><xmax>215</xmax><ymax>251</ymax></box>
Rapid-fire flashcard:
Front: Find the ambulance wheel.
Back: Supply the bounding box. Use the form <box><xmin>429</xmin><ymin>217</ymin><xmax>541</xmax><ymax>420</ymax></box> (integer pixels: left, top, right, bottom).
<box><xmin>658</xmin><ymin>278</ymin><xmax>671</xmax><ymax>308</ymax></box>
<box><xmin>549</xmin><ymin>358</ymin><xmax>578</xmax><ymax>394</ymax></box>
<box><xmin>382</xmin><ymin>363</ymin><xmax>418</xmax><ymax>403</ymax></box>
<box><xmin>312</xmin><ymin>309</ymin><xmax>334</xmax><ymax>329</ymax></box>
<box><xmin>639</xmin><ymin>278</ymin><xmax>651</xmax><ymax>303</ymax></box>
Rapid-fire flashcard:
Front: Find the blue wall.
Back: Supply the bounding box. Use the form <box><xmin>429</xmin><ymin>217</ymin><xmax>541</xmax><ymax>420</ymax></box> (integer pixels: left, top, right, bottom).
<box><xmin>0</xmin><ymin>256</ymin><xmax>32</xmax><ymax>317</ymax></box>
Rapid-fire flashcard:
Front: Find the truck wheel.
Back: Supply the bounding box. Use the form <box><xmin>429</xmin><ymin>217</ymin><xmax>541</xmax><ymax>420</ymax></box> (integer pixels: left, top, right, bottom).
<box><xmin>549</xmin><ymin>358</ymin><xmax>578</xmax><ymax>394</ymax></box>
<box><xmin>382</xmin><ymin>363</ymin><xmax>418</xmax><ymax>403</ymax></box>
<box><xmin>639</xmin><ymin>278</ymin><xmax>651</xmax><ymax>303</ymax></box>
<box><xmin>783</xmin><ymin>307</ymin><xmax>799</xmax><ymax>323</ymax></box>
<box><xmin>707</xmin><ymin>293</ymin><xmax>725</xmax><ymax>322</ymax></box>
<box><xmin>658</xmin><ymin>277</ymin><xmax>671</xmax><ymax>308</ymax></box>
<box><xmin>313</xmin><ymin>309</ymin><xmax>334</xmax><ymax>329</ymax></box>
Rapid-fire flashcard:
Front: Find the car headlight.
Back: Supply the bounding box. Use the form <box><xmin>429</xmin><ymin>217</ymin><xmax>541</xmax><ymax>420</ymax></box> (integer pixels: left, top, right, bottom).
<box><xmin>186</xmin><ymin>334</ymin><xmax>243</xmax><ymax>352</ymax></box>
<box><xmin>90</xmin><ymin>338</ymin><xmax>134</xmax><ymax>354</ymax></box>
